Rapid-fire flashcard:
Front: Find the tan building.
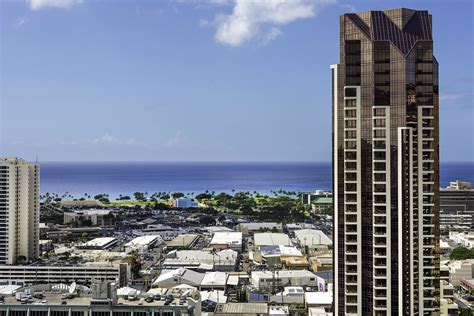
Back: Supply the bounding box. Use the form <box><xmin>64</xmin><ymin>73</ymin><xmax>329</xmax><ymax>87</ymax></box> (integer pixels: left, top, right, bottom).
<box><xmin>0</xmin><ymin>157</ymin><xmax>40</xmax><ymax>264</ymax></box>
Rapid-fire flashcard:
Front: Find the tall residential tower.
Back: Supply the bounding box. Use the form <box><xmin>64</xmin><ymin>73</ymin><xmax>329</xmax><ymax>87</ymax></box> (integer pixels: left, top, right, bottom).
<box><xmin>332</xmin><ymin>8</ymin><xmax>440</xmax><ymax>315</ymax></box>
<box><xmin>0</xmin><ymin>157</ymin><xmax>40</xmax><ymax>264</ymax></box>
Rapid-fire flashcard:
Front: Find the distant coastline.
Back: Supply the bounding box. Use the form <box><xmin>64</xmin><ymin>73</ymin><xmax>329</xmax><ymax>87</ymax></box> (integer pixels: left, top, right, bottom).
<box><xmin>38</xmin><ymin>161</ymin><xmax>474</xmax><ymax>198</ymax></box>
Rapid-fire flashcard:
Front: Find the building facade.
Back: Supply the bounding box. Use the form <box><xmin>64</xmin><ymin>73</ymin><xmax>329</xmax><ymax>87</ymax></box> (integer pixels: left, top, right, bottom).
<box><xmin>440</xmin><ymin>185</ymin><xmax>474</xmax><ymax>228</ymax></box>
<box><xmin>0</xmin><ymin>158</ymin><xmax>40</xmax><ymax>264</ymax></box>
<box><xmin>332</xmin><ymin>8</ymin><xmax>440</xmax><ymax>315</ymax></box>
<box><xmin>0</xmin><ymin>264</ymin><xmax>129</xmax><ymax>287</ymax></box>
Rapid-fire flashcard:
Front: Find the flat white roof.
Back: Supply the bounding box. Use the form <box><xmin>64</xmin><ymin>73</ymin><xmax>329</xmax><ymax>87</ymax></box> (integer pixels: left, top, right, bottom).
<box><xmin>209</xmin><ymin>232</ymin><xmax>242</xmax><ymax>245</ymax></box>
<box><xmin>440</xmin><ymin>241</ymin><xmax>451</xmax><ymax>249</ymax></box>
<box><xmin>0</xmin><ymin>285</ymin><xmax>21</xmax><ymax>295</ymax></box>
<box><xmin>200</xmin><ymin>272</ymin><xmax>228</xmax><ymax>286</ymax></box>
<box><xmin>239</xmin><ymin>222</ymin><xmax>282</xmax><ymax>229</ymax></box>
<box><xmin>125</xmin><ymin>235</ymin><xmax>161</xmax><ymax>247</ymax></box>
<box><xmin>305</xmin><ymin>291</ymin><xmax>333</xmax><ymax>305</ymax></box>
<box><xmin>83</xmin><ymin>237</ymin><xmax>117</xmax><ymax>248</ymax></box>
<box><xmin>252</xmin><ymin>270</ymin><xmax>316</xmax><ymax>279</ymax></box>
<box><xmin>294</xmin><ymin>229</ymin><xmax>332</xmax><ymax>246</ymax></box>
<box><xmin>254</xmin><ymin>233</ymin><xmax>292</xmax><ymax>246</ymax></box>
<box><xmin>200</xmin><ymin>290</ymin><xmax>227</xmax><ymax>303</ymax></box>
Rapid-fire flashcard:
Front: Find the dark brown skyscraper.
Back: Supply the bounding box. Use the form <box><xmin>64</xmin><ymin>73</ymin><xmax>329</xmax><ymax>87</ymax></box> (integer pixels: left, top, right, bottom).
<box><xmin>332</xmin><ymin>8</ymin><xmax>440</xmax><ymax>315</ymax></box>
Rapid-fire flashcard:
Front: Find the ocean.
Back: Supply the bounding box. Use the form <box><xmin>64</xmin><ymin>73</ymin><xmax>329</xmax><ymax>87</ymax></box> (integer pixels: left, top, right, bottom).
<box><xmin>39</xmin><ymin>162</ymin><xmax>474</xmax><ymax>198</ymax></box>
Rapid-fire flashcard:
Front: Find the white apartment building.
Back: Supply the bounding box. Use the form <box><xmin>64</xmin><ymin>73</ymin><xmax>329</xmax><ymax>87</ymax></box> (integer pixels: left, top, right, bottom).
<box><xmin>0</xmin><ymin>157</ymin><xmax>40</xmax><ymax>264</ymax></box>
<box><xmin>449</xmin><ymin>231</ymin><xmax>474</xmax><ymax>248</ymax></box>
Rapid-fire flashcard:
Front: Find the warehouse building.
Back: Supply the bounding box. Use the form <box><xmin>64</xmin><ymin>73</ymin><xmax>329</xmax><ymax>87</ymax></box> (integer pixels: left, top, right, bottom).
<box><xmin>294</xmin><ymin>230</ymin><xmax>332</xmax><ymax>249</ymax></box>
<box><xmin>209</xmin><ymin>232</ymin><xmax>242</xmax><ymax>252</ymax></box>
<box><xmin>0</xmin><ymin>264</ymin><xmax>128</xmax><ymax>287</ymax></box>
<box><xmin>124</xmin><ymin>235</ymin><xmax>163</xmax><ymax>253</ymax></box>
<box><xmin>253</xmin><ymin>233</ymin><xmax>292</xmax><ymax>250</ymax></box>
<box><xmin>76</xmin><ymin>237</ymin><xmax>118</xmax><ymax>250</ymax></box>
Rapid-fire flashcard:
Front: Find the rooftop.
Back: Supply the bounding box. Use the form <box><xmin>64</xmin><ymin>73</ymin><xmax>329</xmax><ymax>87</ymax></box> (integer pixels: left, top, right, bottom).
<box><xmin>252</xmin><ymin>270</ymin><xmax>316</xmax><ymax>279</ymax></box>
<box><xmin>80</xmin><ymin>237</ymin><xmax>117</xmax><ymax>248</ymax></box>
<box><xmin>167</xmin><ymin>234</ymin><xmax>199</xmax><ymax>248</ymax></box>
<box><xmin>294</xmin><ymin>229</ymin><xmax>332</xmax><ymax>246</ymax></box>
<box><xmin>125</xmin><ymin>235</ymin><xmax>162</xmax><ymax>247</ymax></box>
<box><xmin>200</xmin><ymin>272</ymin><xmax>228</xmax><ymax>286</ymax></box>
<box><xmin>254</xmin><ymin>233</ymin><xmax>292</xmax><ymax>247</ymax></box>
<box><xmin>305</xmin><ymin>291</ymin><xmax>333</xmax><ymax>305</ymax></box>
<box><xmin>209</xmin><ymin>232</ymin><xmax>242</xmax><ymax>246</ymax></box>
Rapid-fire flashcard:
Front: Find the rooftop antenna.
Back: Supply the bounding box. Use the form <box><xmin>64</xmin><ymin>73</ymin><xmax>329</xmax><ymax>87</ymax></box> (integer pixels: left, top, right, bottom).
<box><xmin>35</xmin><ymin>155</ymin><xmax>38</xmax><ymax>164</ymax></box>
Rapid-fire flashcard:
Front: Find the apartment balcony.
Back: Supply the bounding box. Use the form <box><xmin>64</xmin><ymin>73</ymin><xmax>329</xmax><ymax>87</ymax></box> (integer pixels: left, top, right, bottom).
<box><xmin>346</xmin><ymin>255</ymin><xmax>357</xmax><ymax>264</ymax></box>
<box><xmin>345</xmin><ymin>238</ymin><xmax>357</xmax><ymax>245</ymax></box>
<box><xmin>346</xmin><ymin>285</ymin><xmax>358</xmax><ymax>294</ymax></box>
<box><xmin>373</xmin><ymin>228</ymin><xmax>387</xmax><ymax>237</ymax></box>
<box><xmin>374</xmin><ymin>270</ymin><xmax>387</xmax><ymax>278</ymax></box>
<box><xmin>373</xmin><ymin>300</ymin><xmax>388</xmax><ymax>309</ymax></box>
<box><xmin>374</xmin><ymin>251</ymin><xmax>387</xmax><ymax>258</ymax></box>
<box><xmin>373</xmin><ymin>217</ymin><xmax>387</xmax><ymax>226</ymax></box>
<box><xmin>345</xmin><ymin>267</ymin><xmax>358</xmax><ymax>275</ymax></box>
<box><xmin>374</xmin><ymin>284</ymin><xmax>387</xmax><ymax>291</ymax></box>
<box><xmin>374</xmin><ymin>238</ymin><xmax>387</xmax><ymax>246</ymax></box>
<box><xmin>345</xmin><ymin>194</ymin><xmax>357</xmax><ymax>203</ymax></box>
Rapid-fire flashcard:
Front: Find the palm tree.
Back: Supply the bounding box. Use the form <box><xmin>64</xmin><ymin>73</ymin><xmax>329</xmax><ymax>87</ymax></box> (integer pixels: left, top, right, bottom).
<box><xmin>211</xmin><ymin>248</ymin><xmax>218</xmax><ymax>267</ymax></box>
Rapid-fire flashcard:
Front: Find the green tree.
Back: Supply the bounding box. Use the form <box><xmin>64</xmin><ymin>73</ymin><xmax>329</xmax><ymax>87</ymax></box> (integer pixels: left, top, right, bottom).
<box><xmin>134</xmin><ymin>192</ymin><xmax>146</xmax><ymax>201</ymax></box>
<box><xmin>450</xmin><ymin>246</ymin><xmax>474</xmax><ymax>260</ymax></box>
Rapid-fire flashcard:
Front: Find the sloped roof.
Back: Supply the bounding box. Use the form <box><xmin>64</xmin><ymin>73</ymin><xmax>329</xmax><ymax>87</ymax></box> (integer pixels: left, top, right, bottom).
<box><xmin>153</xmin><ymin>268</ymin><xmax>204</xmax><ymax>286</ymax></box>
<box><xmin>201</xmin><ymin>272</ymin><xmax>228</xmax><ymax>286</ymax></box>
<box><xmin>346</xmin><ymin>9</ymin><xmax>432</xmax><ymax>56</ymax></box>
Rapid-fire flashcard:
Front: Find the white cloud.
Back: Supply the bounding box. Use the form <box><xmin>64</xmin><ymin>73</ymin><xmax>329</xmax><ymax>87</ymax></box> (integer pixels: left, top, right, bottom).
<box><xmin>89</xmin><ymin>133</ymin><xmax>151</xmax><ymax>149</ymax></box>
<box><xmin>14</xmin><ymin>16</ymin><xmax>28</xmax><ymax>28</ymax></box>
<box><xmin>28</xmin><ymin>0</ymin><xmax>83</xmax><ymax>11</ymax></box>
<box><xmin>212</xmin><ymin>0</ymin><xmax>334</xmax><ymax>46</ymax></box>
<box><xmin>92</xmin><ymin>133</ymin><xmax>120</xmax><ymax>145</ymax></box>
<box><xmin>262</xmin><ymin>27</ymin><xmax>282</xmax><ymax>44</ymax></box>
<box><xmin>165</xmin><ymin>131</ymin><xmax>185</xmax><ymax>147</ymax></box>
<box><xmin>439</xmin><ymin>93</ymin><xmax>465</xmax><ymax>102</ymax></box>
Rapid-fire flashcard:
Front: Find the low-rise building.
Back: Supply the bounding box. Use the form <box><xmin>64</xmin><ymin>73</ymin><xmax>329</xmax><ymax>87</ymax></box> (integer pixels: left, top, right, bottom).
<box><xmin>124</xmin><ymin>235</ymin><xmax>163</xmax><ymax>253</ymax></box>
<box><xmin>236</xmin><ymin>223</ymin><xmax>283</xmax><ymax>236</ymax></box>
<box><xmin>251</xmin><ymin>270</ymin><xmax>320</xmax><ymax>290</ymax></box>
<box><xmin>152</xmin><ymin>268</ymin><xmax>204</xmax><ymax>288</ymax></box>
<box><xmin>294</xmin><ymin>230</ymin><xmax>332</xmax><ymax>251</ymax></box>
<box><xmin>139</xmin><ymin>225</ymin><xmax>185</xmax><ymax>241</ymax></box>
<box><xmin>460</xmin><ymin>278</ymin><xmax>474</xmax><ymax>296</ymax></box>
<box><xmin>253</xmin><ymin>233</ymin><xmax>292</xmax><ymax>250</ymax></box>
<box><xmin>214</xmin><ymin>303</ymin><xmax>268</xmax><ymax>316</ymax></box>
<box><xmin>173</xmin><ymin>197</ymin><xmax>198</xmax><ymax>209</ymax></box>
<box><xmin>304</xmin><ymin>292</ymin><xmax>333</xmax><ymax>310</ymax></box>
<box><xmin>440</xmin><ymin>181</ymin><xmax>474</xmax><ymax>228</ymax></box>
<box><xmin>311</xmin><ymin>197</ymin><xmax>333</xmax><ymax>213</ymax></box>
<box><xmin>301</xmin><ymin>190</ymin><xmax>332</xmax><ymax>205</ymax></box>
<box><xmin>162</xmin><ymin>249</ymin><xmax>238</xmax><ymax>272</ymax></box>
<box><xmin>167</xmin><ymin>234</ymin><xmax>200</xmax><ymax>250</ymax></box>
<box><xmin>77</xmin><ymin>237</ymin><xmax>118</xmax><ymax>250</ymax></box>
<box><xmin>285</xmin><ymin>223</ymin><xmax>316</xmax><ymax>233</ymax></box>
<box><xmin>449</xmin><ymin>231</ymin><xmax>474</xmax><ymax>248</ymax></box>
<box><xmin>440</xmin><ymin>213</ymin><xmax>472</xmax><ymax>228</ymax></box>
<box><xmin>64</xmin><ymin>209</ymin><xmax>115</xmax><ymax>227</ymax></box>
<box><xmin>200</xmin><ymin>272</ymin><xmax>228</xmax><ymax>291</ymax></box>
<box><xmin>0</xmin><ymin>263</ymin><xmax>128</xmax><ymax>287</ymax></box>
<box><xmin>271</xmin><ymin>287</ymin><xmax>305</xmax><ymax>304</ymax></box>
<box><xmin>0</xmin><ymin>281</ymin><xmax>201</xmax><ymax>316</ymax></box>
<box><xmin>448</xmin><ymin>259</ymin><xmax>474</xmax><ymax>287</ymax></box>
<box><xmin>209</xmin><ymin>232</ymin><xmax>243</xmax><ymax>252</ymax></box>
<box><xmin>309</xmin><ymin>254</ymin><xmax>333</xmax><ymax>272</ymax></box>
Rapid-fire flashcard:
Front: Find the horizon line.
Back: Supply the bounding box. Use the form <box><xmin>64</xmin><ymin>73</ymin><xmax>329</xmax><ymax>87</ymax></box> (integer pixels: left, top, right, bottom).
<box><xmin>27</xmin><ymin>160</ymin><xmax>474</xmax><ymax>164</ymax></box>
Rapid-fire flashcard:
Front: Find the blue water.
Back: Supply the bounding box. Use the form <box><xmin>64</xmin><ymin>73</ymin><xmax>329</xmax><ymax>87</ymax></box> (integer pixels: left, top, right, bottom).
<box><xmin>39</xmin><ymin>162</ymin><xmax>474</xmax><ymax>198</ymax></box>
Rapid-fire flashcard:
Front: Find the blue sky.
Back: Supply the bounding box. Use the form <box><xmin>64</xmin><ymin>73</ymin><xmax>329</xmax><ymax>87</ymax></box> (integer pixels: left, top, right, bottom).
<box><xmin>1</xmin><ymin>0</ymin><xmax>473</xmax><ymax>162</ymax></box>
